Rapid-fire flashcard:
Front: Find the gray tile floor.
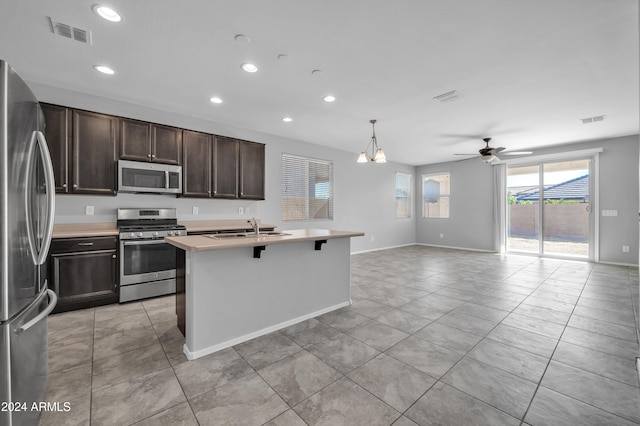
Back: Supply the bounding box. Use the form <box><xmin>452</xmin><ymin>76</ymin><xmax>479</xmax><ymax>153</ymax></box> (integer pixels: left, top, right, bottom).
<box><xmin>40</xmin><ymin>245</ymin><xmax>640</xmax><ymax>425</ymax></box>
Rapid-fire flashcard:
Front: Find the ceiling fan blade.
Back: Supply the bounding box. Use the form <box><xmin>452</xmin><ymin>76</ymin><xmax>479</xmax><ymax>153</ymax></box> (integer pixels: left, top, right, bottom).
<box><xmin>454</xmin><ymin>153</ymin><xmax>478</xmax><ymax>156</ymax></box>
<box><xmin>502</xmin><ymin>151</ymin><xmax>533</xmax><ymax>156</ymax></box>
<box><xmin>455</xmin><ymin>155</ymin><xmax>479</xmax><ymax>162</ymax></box>
<box><xmin>491</xmin><ymin>147</ymin><xmax>506</xmax><ymax>154</ymax></box>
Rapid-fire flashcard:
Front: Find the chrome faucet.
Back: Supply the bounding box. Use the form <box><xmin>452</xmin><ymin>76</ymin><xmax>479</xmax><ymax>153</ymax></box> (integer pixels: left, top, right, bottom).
<box><xmin>248</xmin><ymin>218</ymin><xmax>259</xmax><ymax>236</ymax></box>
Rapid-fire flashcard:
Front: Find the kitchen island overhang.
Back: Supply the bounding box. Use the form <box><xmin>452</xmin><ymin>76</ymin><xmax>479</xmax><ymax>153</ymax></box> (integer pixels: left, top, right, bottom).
<box><xmin>165</xmin><ymin>229</ymin><xmax>364</xmax><ymax>360</ymax></box>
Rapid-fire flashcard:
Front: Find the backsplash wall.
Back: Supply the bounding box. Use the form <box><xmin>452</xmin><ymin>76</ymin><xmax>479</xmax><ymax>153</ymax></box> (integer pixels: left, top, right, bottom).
<box><xmin>55</xmin><ymin>193</ymin><xmax>261</xmax><ymax>224</ymax></box>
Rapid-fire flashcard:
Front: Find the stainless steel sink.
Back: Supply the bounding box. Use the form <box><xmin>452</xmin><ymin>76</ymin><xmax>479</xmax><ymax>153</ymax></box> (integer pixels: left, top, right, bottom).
<box><xmin>210</xmin><ymin>233</ymin><xmax>249</xmax><ymax>239</ymax></box>
<box><xmin>208</xmin><ymin>231</ymin><xmax>290</xmax><ymax>240</ymax></box>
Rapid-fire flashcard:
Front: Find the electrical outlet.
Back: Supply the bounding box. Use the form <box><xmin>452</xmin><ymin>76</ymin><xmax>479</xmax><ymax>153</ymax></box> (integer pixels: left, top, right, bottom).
<box><xmin>623</xmin><ymin>245</ymin><xmax>630</xmax><ymax>253</ymax></box>
<box><xmin>192</xmin><ymin>206</ymin><xmax>198</xmax><ymax>215</ymax></box>
<box><xmin>440</xmin><ymin>233</ymin><xmax>444</xmax><ymax>239</ymax></box>
<box><xmin>85</xmin><ymin>205</ymin><xmax>94</xmax><ymax>215</ymax></box>
<box><xmin>238</xmin><ymin>207</ymin><xmax>244</xmax><ymax>214</ymax></box>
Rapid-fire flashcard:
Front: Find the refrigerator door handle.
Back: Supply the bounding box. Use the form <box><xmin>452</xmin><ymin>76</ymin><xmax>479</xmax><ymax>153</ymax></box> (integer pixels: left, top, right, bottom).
<box><xmin>35</xmin><ymin>130</ymin><xmax>56</xmax><ymax>265</ymax></box>
<box><xmin>25</xmin><ymin>130</ymin><xmax>56</xmax><ymax>266</ymax></box>
<box><xmin>15</xmin><ymin>288</ymin><xmax>57</xmax><ymax>334</ymax></box>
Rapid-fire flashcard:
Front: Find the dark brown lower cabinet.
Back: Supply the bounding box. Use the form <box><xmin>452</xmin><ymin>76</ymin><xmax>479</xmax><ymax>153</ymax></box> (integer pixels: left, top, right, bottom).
<box><xmin>49</xmin><ymin>236</ymin><xmax>118</xmax><ymax>313</ymax></box>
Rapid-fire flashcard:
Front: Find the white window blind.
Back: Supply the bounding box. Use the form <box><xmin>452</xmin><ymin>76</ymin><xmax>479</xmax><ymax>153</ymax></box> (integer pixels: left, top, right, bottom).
<box><xmin>281</xmin><ymin>153</ymin><xmax>333</xmax><ymax>221</ymax></box>
<box><xmin>396</xmin><ymin>172</ymin><xmax>412</xmax><ymax>219</ymax></box>
<box><xmin>422</xmin><ymin>172</ymin><xmax>450</xmax><ymax>218</ymax></box>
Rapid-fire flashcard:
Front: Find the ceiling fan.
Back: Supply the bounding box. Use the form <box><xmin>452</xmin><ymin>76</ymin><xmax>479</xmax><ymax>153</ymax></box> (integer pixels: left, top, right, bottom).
<box><xmin>454</xmin><ymin>138</ymin><xmax>532</xmax><ymax>163</ymax></box>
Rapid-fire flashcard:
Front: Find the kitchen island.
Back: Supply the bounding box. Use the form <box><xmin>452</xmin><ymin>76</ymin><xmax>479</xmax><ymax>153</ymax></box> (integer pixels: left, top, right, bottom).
<box><xmin>165</xmin><ymin>229</ymin><xmax>364</xmax><ymax>360</ymax></box>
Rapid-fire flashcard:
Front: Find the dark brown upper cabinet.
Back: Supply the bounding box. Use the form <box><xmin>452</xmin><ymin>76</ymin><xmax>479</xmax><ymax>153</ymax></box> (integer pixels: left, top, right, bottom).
<box><xmin>182</xmin><ymin>135</ymin><xmax>264</xmax><ymax>200</ymax></box>
<box><xmin>239</xmin><ymin>141</ymin><xmax>265</xmax><ymax>200</ymax></box>
<box><xmin>41</xmin><ymin>103</ymin><xmax>70</xmax><ymax>193</ymax></box>
<box><xmin>213</xmin><ymin>136</ymin><xmax>239</xmax><ymax>198</ymax></box>
<box><xmin>182</xmin><ymin>130</ymin><xmax>212</xmax><ymax>197</ymax></box>
<box><xmin>41</xmin><ymin>103</ymin><xmax>117</xmax><ymax>195</ymax></box>
<box><xmin>120</xmin><ymin>118</ymin><xmax>182</xmax><ymax>165</ymax></box>
<box><xmin>72</xmin><ymin>110</ymin><xmax>118</xmax><ymax>194</ymax></box>
<box><xmin>181</xmin><ymin>133</ymin><xmax>238</xmax><ymax>199</ymax></box>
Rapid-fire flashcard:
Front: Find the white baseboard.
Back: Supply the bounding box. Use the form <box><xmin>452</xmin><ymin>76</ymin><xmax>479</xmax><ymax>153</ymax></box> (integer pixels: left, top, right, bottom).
<box><xmin>183</xmin><ymin>300</ymin><xmax>351</xmax><ymax>360</ymax></box>
<box><xmin>637</xmin><ymin>357</ymin><xmax>640</xmax><ymax>387</ymax></box>
<box><xmin>351</xmin><ymin>243</ymin><xmax>415</xmax><ymax>255</ymax></box>
<box><xmin>597</xmin><ymin>260</ymin><xmax>639</xmax><ymax>267</ymax></box>
<box><xmin>415</xmin><ymin>243</ymin><xmax>496</xmax><ymax>253</ymax></box>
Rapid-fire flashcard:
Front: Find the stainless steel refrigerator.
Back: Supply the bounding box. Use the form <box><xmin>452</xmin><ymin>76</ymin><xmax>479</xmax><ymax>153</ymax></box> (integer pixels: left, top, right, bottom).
<box><xmin>0</xmin><ymin>60</ymin><xmax>57</xmax><ymax>425</ymax></box>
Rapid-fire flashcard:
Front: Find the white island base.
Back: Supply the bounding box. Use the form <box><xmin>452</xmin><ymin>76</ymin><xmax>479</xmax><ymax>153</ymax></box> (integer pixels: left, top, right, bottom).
<box><xmin>170</xmin><ymin>231</ymin><xmax>360</xmax><ymax>360</ymax></box>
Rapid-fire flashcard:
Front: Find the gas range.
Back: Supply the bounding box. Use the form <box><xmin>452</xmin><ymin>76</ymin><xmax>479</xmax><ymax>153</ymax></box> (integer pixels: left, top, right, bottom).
<box><xmin>116</xmin><ymin>208</ymin><xmax>186</xmax><ymax>302</ymax></box>
<box><xmin>118</xmin><ymin>225</ymin><xmax>187</xmax><ymax>240</ymax></box>
<box><xmin>117</xmin><ymin>208</ymin><xmax>187</xmax><ymax>240</ymax></box>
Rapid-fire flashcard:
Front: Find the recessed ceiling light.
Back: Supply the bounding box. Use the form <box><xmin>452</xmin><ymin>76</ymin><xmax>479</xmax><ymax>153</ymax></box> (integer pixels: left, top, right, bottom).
<box><xmin>323</xmin><ymin>95</ymin><xmax>336</xmax><ymax>103</ymax></box>
<box><xmin>93</xmin><ymin>5</ymin><xmax>122</xmax><ymax>22</ymax></box>
<box><xmin>311</xmin><ymin>69</ymin><xmax>322</xmax><ymax>76</ymax></box>
<box><xmin>241</xmin><ymin>63</ymin><xmax>258</xmax><ymax>73</ymax></box>
<box><xmin>209</xmin><ymin>97</ymin><xmax>223</xmax><ymax>104</ymax></box>
<box><xmin>277</xmin><ymin>54</ymin><xmax>290</xmax><ymax>62</ymax></box>
<box><xmin>93</xmin><ymin>65</ymin><xmax>115</xmax><ymax>75</ymax></box>
<box><xmin>282</xmin><ymin>117</ymin><xmax>293</xmax><ymax>123</ymax></box>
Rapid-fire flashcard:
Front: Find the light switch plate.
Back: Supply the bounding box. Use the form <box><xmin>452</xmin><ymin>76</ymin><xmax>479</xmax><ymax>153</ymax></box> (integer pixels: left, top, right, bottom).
<box><xmin>85</xmin><ymin>205</ymin><xmax>94</xmax><ymax>215</ymax></box>
<box><xmin>192</xmin><ymin>206</ymin><xmax>198</xmax><ymax>215</ymax></box>
<box><xmin>238</xmin><ymin>207</ymin><xmax>244</xmax><ymax>214</ymax></box>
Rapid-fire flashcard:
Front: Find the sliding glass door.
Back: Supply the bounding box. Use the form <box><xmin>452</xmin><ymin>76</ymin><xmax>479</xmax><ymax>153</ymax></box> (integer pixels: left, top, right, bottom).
<box><xmin>507</xmin><ymin>159</ymin><xmax>592</xmax><ymax>259</ymax></box>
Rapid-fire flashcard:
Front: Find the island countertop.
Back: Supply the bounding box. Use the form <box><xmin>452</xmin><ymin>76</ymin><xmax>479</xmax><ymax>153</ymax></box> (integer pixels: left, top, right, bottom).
<box><xmin>165</xmin><ymin>228</ymin><xmax>364</xmax><ymax>252</ymax></box>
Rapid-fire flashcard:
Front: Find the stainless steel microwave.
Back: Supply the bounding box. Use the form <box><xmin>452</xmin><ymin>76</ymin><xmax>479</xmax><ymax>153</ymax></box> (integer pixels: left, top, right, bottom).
<box><xmin>118</xmin><ymin>160</ymin><xmax>182</xmax><ymax>194</ymax></box>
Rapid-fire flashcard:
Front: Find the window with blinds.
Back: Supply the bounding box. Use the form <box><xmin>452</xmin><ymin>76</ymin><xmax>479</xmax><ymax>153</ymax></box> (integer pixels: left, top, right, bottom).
<box><xmin>281</xmin><ymin>153</ymin><xmax>334</xmax><ymax>221</ymax></box>
<box><xmin>422</xmin><ymin>172</ymin><xmax>450</xmax><ymax>218</ymax></box>
<box><xmin>396</xmin><ymin>172</ymin><xmax>412</xmax><ymax>219</ymax></box>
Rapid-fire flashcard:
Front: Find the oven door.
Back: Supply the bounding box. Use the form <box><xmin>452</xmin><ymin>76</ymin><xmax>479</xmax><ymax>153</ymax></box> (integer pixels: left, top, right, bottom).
<box><xmin>119</xmin><ymin>238</ymin><xmax>177</xmax><ymax>286</ymax></box>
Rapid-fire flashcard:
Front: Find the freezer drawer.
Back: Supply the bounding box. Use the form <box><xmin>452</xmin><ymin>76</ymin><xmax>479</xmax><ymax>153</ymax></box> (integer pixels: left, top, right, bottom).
<box><xmin>0</xmin><ymin>288</ymin><xmax>57</xmax><ymax>426</ymax></box>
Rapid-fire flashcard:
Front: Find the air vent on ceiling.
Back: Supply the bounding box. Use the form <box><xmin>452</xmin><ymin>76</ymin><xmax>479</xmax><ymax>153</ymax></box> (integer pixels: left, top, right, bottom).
<box><xmin>580</xmin><ymin>115</ymin><xmax>606</xmax><ymax>124</ymax></box>
<box><xmin>433</xmin><ymin>90</ymin><xmax>462</xmax><ymax>103</ymax></box>
<box><xmin>48</xmin><ymin>17</ymin><xmax>92</xmax><ymax>44</ymax></box>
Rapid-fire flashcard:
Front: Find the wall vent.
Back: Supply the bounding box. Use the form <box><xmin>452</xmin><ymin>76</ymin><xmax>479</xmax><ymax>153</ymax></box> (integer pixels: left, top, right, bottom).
<box><xmin>580</xmin><ymin>115</ymin><xmax>606</xmax><ymax>124</ymax></box>
<box><xmin>48</xmin><ymin>17</ymin><xmax>92</xmax><ymax>44</ymax></box>
<box><xmin>433</xmin><ymin>90</ymin><xmax>462</xmax><ymax>103</ymax></box>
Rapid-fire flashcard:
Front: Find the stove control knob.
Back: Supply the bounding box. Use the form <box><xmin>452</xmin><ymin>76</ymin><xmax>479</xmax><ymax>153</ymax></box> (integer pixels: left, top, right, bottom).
<box><xmin>168</xmin><ymin>231</ymin><xmax>174</xmax><ymax>236</ymax></box>
<box><xmin>129</xmin><ymin>232</ymin><xmax>135</xmax><ymax>238</ymax></box>
<box><xmin>137</xmin><ymin>232</ymin><xmax>143</xmax><ymax>237</ymax></box>
<box><xmin>154</xmin><ymin>231</ymin><xmax>160</xmax><ymax>237</ymax></box>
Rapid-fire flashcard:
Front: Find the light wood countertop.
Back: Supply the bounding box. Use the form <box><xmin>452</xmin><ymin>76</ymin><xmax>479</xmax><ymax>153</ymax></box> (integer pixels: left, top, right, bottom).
<box><xmin>53</xmin><ymin>223</ymin><xmax>118</xmax><ymax>239</ymax></box>
<box><xmin>179</xmin><ymin>220</ymin><xmax>276</xmax><ymax>233</ymax></box>
<box><xmin>165</xmin><ymin>229</ymin><xmax>364</xmax><ymax>252</ymax></box>
<box><xmin>52</xmin><ymin>219</ymin><xmax>276</xmax><ymax>239</ymax></box>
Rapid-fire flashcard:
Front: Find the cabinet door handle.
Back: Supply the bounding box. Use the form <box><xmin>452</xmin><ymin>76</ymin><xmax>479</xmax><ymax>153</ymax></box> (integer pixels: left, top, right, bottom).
<box><xmin>151</xmin><ymin>154</ymin><xmax>156</xmax><ymax>159</ymax></box>
<box><xmin>147</xmin><ymin>154</ymin><xmax>152</xmax><ymax>158</ymax></box>
<box><xmin>73</xmin><ymin>183</ymin><xmax>78</xmax><ymax>189</ymax></box>
<box><xmin>77</xmin><ymin>242</ymin><xmax>94</xmax><ymax>246</ymax></box>
<box><xmin>62</xmin><ymin>183</ymin><xmax>67</xmax><ymax>189</ymax></box>
<box><xmin>112</xmin><ymin>254</ymin><xmax>116</xmax><ymax>259</ymax></box>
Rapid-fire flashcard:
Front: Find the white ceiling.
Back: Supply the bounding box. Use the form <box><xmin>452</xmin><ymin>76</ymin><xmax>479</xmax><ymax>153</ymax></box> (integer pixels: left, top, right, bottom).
<box><xmin>1</xmin><ymin>0</ymin><xmax>637</xmax><ymax>165</ymax></box>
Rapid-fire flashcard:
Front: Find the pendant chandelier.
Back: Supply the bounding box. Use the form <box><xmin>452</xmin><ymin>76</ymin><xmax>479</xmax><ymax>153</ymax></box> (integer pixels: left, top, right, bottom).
<box><xmin>357</xmin><ymin>119</ymin><xmax>387</xmax><ymax>163</ymax></box>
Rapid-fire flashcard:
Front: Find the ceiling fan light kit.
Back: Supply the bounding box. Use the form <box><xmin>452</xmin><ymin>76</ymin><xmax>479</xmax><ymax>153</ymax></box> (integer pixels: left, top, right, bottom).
<box><xmin>454</xmin><ymin>137</ymin><xmax>531</xmax><ymax>163</ymax></box>
<box><xmin>358</xmin><ymin>119</ymin><xmax>387</xmax><ymax>163</ymax></box>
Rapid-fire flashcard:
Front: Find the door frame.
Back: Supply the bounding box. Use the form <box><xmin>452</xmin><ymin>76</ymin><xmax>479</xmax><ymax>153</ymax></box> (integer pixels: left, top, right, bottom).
<box><xmin>498</xmin><ymin>147</ymin><xmax>602</xmax><ymax>261</ymax></box>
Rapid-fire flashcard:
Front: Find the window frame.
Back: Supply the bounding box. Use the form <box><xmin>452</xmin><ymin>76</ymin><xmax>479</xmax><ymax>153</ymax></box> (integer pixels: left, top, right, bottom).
<box><xmin>281</xmin><ymin>153</ymin><xmax>334</xmax><ymax>222</ymax></box>
<box><xmin>395</xmin><ymin>172</ymin><xmax>412</xmax><ymax>219</ymax></box>
<box><xmin>422</xmin><ymin>172</ymin><xmax>450</xmax><ymax>219</ymax></box>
